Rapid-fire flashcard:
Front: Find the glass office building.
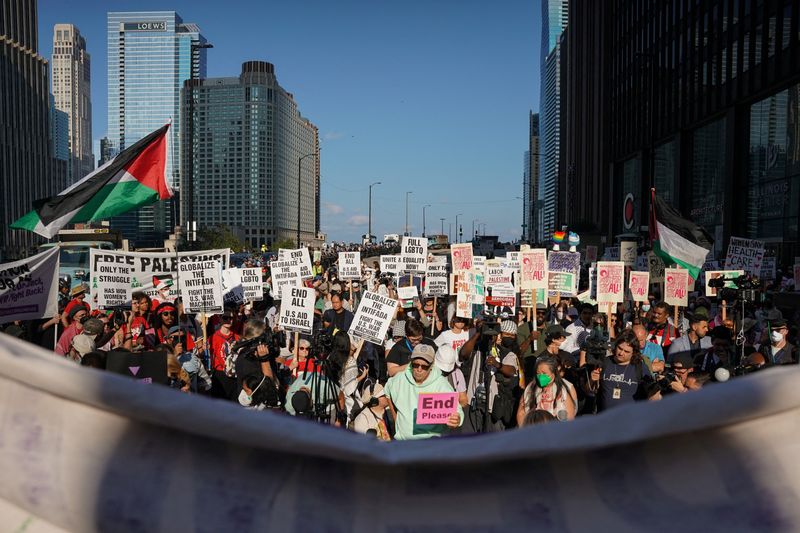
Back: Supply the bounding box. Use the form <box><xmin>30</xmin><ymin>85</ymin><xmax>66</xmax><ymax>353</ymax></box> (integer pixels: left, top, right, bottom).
<box><xmin>107</xmin><ymin>11</ymin><xmax>207</xmax><ymax>246</ymax></box>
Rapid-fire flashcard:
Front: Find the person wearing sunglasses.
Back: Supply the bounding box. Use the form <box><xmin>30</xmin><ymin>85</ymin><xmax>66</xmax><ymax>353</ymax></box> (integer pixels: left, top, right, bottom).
<box><xmin>146</xmin><ymin>302</ymin><xmax>195</xmax><ymax>351</ymax></box>
<box><xmin>380</xmin><ymin>344</ymin><xmax>463</xmax><ymax>440</ymax></box>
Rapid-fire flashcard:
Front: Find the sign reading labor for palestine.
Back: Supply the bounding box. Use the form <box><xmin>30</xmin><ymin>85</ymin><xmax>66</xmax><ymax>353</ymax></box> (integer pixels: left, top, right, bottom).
<box><xmin>178</xmin><ymin>260</ymin><xmax>223</xmax><ymax>314</ymax></box>
<box><xmin>349</xmin><ymin>291</ymin><xmax>397</xmax><ymax>345</ymax></box>
<box><xmin>400</xmin><ymin>236</ymin><xmax>427</xmax><ymax>273</ymax></box>
<box><xmin>338</xmin><ymin>252</ymin><xmax>361</xmax><ymax>280</ymax></box>
<box><xmin>278</xmin><ymin>286</ymin><xmax>315</xmax><ymax>335</ymax></box>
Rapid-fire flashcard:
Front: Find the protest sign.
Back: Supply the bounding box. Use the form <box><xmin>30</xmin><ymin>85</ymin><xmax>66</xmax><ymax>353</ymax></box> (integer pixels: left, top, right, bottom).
<box><xmin>379</xmin><ymin>254</ymin><xmax>401</xmax><ymax>275</ymax></box>
<box><xmin>90</xmin><ymin>249</ymin><xmax>134</xmax><ymax>310</ymax></box>
<box><xmin>349</xmin><ymin>291</ymin><xmax>397</xmax><ymax>345</ymax></box>
<box><xmin>589</xmin><ymin>264</ymin><xmax>597</xmax><ymax>300</ymax></box>
<box><xmin>451</xmin><ymin>243</ymin><xmax>473</xmax><ymax>272</ymax></box>
<box><xmin>648</xmin><ymin>251</ymin><xmax>665</xmax><ymax>283</ymax></box>
<box><xmin>128</xmin><ymin>249</ymin><xmax>230</xmax><ymax>302</ymax></box>
<box><xmin>596</xmin><ymin>261</ymin><xmax>625</xmax><ymax>304</ymax></box>
<box><xmin>415</xmin><ymin>392</ymin><xmax>459</xmax><ymax>425</ymax></box>
<box><xmin>635</xmin><ymin>255</ymin><xmax>648</xmax><ymax>272</ymax></box>
<box><xmin>521</xmin><ymin>249</ymin><xmax>547</xmax><ymax>289</ymax></box>
<box><xmin>105</xmin><ymin>350</ymin><xmax>168</xmax><ymax>385</ymax></box>
<box><xmin>313</xmin><ymin>250</ymin><xmax>322</xmax><ymax>263</ymax></box>
<box><xmin>425</xmin><ymin>261</ymin><xmax>449</xmax><ymax>297</ymax></box>
<box><xmin>338</xmin><ymin>252</ymin><xmax>361</xmax><ymax>280</ymax></box>
<box><xmin>725</xmin><ymin>236</ymin><xmax>765</xmax><ymax>276</ymax></box>
<box><xmin>506</xmin><ymin>252</ymin><xmax>521</xmax><ymax>273</ymax></box>
<box><xmin>270</xmin><ymin>258</ymin><xmax>303</xmax><ymax>300</ymax></box>
<box><xmin>548</xmin><ymin>251</ymin><xmax>579</xmax><ymax>297</ymax></box>
<box><xmin>488</xmin><ymin>285</ymin><xmax>516</xmax><ymax>308</ymax></box>
<box><xmin>278</xmin><ymin>286</ymin><xmax>315</xmax><ymax>334</ymax></box>
<box><xmin>760</xmin><ymin>256</ymin><xmax>776</xmax><ymax>280</ymax></box>
<box><xmin>240</xmin><ymin>267</ymin><xmax>264</xmax><ymax>302</ymax></box>
<box><xmin>548</xmin><ymin>271</ymin><xmax>576</xmax><ymax>297</ymax></box>
<box><xmin>705</xmin><ymin>270</ymin><xmax>745</xmax><ymax>297</ymax></box>
<box><xmin>521</xmin><ymin>288</ymin><xmax>546</xmax><ymax>309</ymax></box>
<box><xmin>664</xmin><ymin>268</ymin><xmax>689</xmax><ymax>307</ymax></box>
<box><xmin>485</xmin><ymin>266</ymin><xmax>514</xmax><ymax>289</ymax></box>
<box><xmin>400</xmin><ymin>236</ymin><xmax>427</xmax><ymax>273</ymax></box>
<box><xmin>178</xmin><ymin>260</ymin><xmax>224</xmax><ymax>314</ymax></box>
<box><xmin>472</xmin><ymin>255</ymin><xmax>486</xmax><ymax>273</ymax></box>
<box><xmin>221</xmin><ymin>268</ymin><xmax>244</xmax><ymax>305</ymax></box>
<box><xmin>397</xmin><ymin>285</ymin><xmax>419</xmax><ymax>300</ymax></box>
<box><xmin>604</xmin><ymin>246</ymin><xmax>620</xmax><ymax>261</ymax></box>
<box><xmin>620</xmin><ymin>241</ymin><xmax>637</xmax><ymax>267</ymax></box>
<box><xmin>629</xmin><ymin>271</ymin><xmax>650</xmax><ymax>302</ymax></box>
<box><xmin>279</xmin><ymin>248</ymin><xmax>313</xmax><ymax>279</ymax></box>
<box><xmin>585</xmin><ymin>245</ymin><xmax>598</xmax><ymax>263</ymax></box>
<box><xmin>0</xmin><ymin>247</ymin><xmax>59</xmax><ymax>324</ymax></box>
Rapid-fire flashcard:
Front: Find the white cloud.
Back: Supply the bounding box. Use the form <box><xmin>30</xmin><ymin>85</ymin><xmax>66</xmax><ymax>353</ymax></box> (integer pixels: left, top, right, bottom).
<box><xmin>323</xmin><ymin>202</ymin><xmax>344</xmax><ymax>215</ymax></box>
<box><xmin>323</xmin><ymin>131</ymin><xmax>345</xmax><ymax>141</ymax></box>
<box><xmin>347</xmin><ymin>215</ymin><xmax>369</xmax><ymax>226</ymax></box>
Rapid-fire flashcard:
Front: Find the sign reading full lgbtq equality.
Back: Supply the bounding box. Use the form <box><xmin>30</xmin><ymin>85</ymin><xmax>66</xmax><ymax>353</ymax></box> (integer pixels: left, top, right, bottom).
<box><xmin>240</xmin><ymin>267</ymin><xmax>263</xmax><ymax>302</ymax></box>
<box><xmin>349</xmin><ymin>291</ymin><xmax>397</xmax><ymax>345</ymax></box>
<box><xmin>400</xmin><ymin>236</ymin><xmax>427</xmax><ymax>273</ymax></box>
<box><xmin>278</xmin><ymin>286</ymin><xmax>315</xmax><ymax>335</ymax></box>
<box><xmin>416</xmin><ymin>392</ymin><xmax>459</xmax><ymax>425</ymax></box>
<box><xmin>178</xmin><ymin>260</ymin><xmax>223</xmax><ymax>314</ymax></box>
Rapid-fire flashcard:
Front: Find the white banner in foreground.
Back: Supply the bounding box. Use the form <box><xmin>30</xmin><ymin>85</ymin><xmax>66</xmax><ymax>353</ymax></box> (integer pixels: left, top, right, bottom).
<box><xmin>0</xmin><ymin>247</ymin><xmax>59</xmax><ymax>324</ymax></box>
<box><xmin>1</xmin><ymin>336</ymin><xmax>800</xmax><ymax>531</ymax></box>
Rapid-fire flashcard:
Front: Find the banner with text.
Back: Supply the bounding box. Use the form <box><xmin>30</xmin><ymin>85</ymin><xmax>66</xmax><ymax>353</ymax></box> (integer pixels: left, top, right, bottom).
<box><xmin>278</xmin><ymin>286</ymin><xmax>315</xmax><ymax>335</ymax></box>
<box><xmin>725</xmin><ymin>236</ymin><xmax>765</xmax><ymax>276</ymax></box>
<box><xmin>349</xmin><ymin>291</ymin><xmax>397</xmax><ymax>345</ymax></box>
<box><xmin>0</xmin><ymin>247</ymin><xmax>59</xmax><ymax>324</ymax></box>
<box><xmin>129</xmin><ymin>249</ymin><xmax>230</xmax><ymax>304</ymax></box>
<box><xmin>178</xmin><ymin>260</ymin><xmax>224</xmax><ymax>314</ymax></box>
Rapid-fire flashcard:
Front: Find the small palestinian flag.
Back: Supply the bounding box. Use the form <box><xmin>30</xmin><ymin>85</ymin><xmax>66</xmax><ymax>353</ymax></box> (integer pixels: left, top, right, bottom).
<box><xmin>649</xmin><ymin>189</ymin><xmax>713</xmax><ymax>280</ymax></box>
<box><xmin>11</xmin><ymin>124</ymin><xmax>171</xmax><ymax>238</ymax></box>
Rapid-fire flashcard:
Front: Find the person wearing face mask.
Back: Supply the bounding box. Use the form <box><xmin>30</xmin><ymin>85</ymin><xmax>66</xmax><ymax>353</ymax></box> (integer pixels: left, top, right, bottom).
<box><xmin>527</xmin><ymin>324</ymin><xmax>572</xmax><ymax>385</ymax></box>
<box><xmin>517</xmin><ymin>356</ymin><xmax>576</xmax><ymax>425</ymax></box>
<box><xmin>766</xmin><ymin>319</ymin><xmax>797</xmax><ymax>365</ymax></box>
<box><xmin>238</xmin><ymin>374</ymin><xmax>280</xmax><ymax>410</ymax></box>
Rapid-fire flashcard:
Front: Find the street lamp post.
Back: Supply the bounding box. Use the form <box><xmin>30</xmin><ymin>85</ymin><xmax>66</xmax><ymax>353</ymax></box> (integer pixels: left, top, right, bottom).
<box><xmin>422</xmin><ymin>204</ymin><xmax>431</xmax><ymax>238</ymax></box>
<box><xmin>297</xmin><ymin>153</ymin><xmax>316</xmax><ymax>248</ymax></box>
<box><xmin>472</xmin><ymin>218</ymin><xmax>479</xmax><ymax>240</ymax></box>
<box><xmin>368</xmin><ymin>181</ymin><xmax>381</xmax><ymax>244</ymax></box>
<box><xmin>186</xmin><ymin>42</ymin><xmax>213</xmax><ymax>244</ymax></box>
<box><xmin>440</xmin><ymin>218</ymin><xmax>445</xmax><ymax>237</ymax></box>
<box><xmin>455</xmin><ymin>213</ymin><xmax>463</xmax><ymax>244</ymax></box>
<box><xmin>405</xmin><ymin>191</ymin><xmax>412</xmax><ymax>236</ymax></box>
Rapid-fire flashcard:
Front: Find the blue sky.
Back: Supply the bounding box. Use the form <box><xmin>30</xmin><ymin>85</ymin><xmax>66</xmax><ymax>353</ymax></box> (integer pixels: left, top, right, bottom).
<box><xmin>39</xmin><ymin>0</ymin><xmax>541</xmax><ymax>243</ymax></box>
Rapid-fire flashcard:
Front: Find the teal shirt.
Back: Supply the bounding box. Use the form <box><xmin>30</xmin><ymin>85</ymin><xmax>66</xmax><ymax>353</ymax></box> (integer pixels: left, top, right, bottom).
<box><xmin>384</xmin><ymin>365</ymin><xmax>464</xmax><ymax>440</ymax></box>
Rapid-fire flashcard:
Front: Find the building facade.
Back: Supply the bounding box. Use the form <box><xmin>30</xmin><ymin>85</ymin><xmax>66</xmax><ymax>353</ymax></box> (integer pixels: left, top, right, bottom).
<box><xmin>538</xmin><ymin>0</ymin><xmax>569</xmax><ymax>242</ymax></box>
<box><xmin>51</xmin><ymin>23</ymin><xmax>93</xmax><ymax>184</ymax></box>
<box><xmin>181</xmin><ymin>61</ymin><xmax>320</xmax><ymax>249</ymax></box>
<box><xmin>1</xmin><ymin>0</ymin><xmax>65</xmax><ymax>259</ymax></box>
<box><xmin>523</xmin><ymin>112</ymin><xmax>540</xmax><ymax>242</ymax></box>
<box><xmin>561</xmin><ymin>0</ymin><xmax>800</xmax><ymax>268</ymax></box>
<box><xmin>107</xmin><ymin>11</ymin><xmax>207</xmax><ymax>246</ymax></box>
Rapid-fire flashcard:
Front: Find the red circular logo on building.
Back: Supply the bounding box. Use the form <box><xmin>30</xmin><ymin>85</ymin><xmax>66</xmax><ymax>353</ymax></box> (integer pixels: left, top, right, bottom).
<box><xmin>623</xmin><ymin>193</ymin><xmax>635</xmax><ymax>230</ymax></box>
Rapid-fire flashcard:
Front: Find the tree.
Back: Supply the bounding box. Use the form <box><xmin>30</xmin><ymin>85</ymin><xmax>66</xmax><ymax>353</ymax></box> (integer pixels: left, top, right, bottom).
<box><xmin>272</xmin><ymin>238</ymin><xmax>296</xmax><ymax>251</ymax></box>
<box><xmin>192</xmin><ymin>225</ymin><xmax>249</xmax><ymax>252</ymax></box>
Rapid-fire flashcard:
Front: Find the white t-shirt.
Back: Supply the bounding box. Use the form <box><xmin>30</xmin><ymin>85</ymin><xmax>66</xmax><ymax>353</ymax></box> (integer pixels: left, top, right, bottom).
<box><xmin>434</xmin><ymin>329</ymin><xmax>470</xmax><ymax>355</ymax></box>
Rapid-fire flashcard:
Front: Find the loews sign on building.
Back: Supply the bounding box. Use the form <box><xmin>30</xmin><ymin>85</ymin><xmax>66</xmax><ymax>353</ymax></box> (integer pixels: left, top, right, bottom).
<box><xmin>123</xmin><ymin>22</ymin><xmax>167</xmax><ymax>31</ymax></box>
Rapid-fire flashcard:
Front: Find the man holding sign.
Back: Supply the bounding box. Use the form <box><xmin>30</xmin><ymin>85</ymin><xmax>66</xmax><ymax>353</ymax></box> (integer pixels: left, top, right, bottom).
<box><xmin>381</xmin><ymin>344</ymin><xmax>463</xmax><ymax>440</ymax></box>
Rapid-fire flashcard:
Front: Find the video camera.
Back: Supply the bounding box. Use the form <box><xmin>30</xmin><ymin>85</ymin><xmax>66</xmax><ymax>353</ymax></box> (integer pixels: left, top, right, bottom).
<box><xmin>232</xmin><ymin>330</ymin><xmax>282</xmax><ymax>360</ymax></box>
<box><xmin>708</xmin><ymin>274</ymin><xmax>762</xmax><ymax>302</ymax></box>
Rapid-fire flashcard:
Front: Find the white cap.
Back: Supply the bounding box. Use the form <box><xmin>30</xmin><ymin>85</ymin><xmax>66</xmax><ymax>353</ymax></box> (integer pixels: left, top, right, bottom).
<box><xmin>435</xmin><ymin>345</ymin><xmax>458</xmax><ymax>373</ymax></box>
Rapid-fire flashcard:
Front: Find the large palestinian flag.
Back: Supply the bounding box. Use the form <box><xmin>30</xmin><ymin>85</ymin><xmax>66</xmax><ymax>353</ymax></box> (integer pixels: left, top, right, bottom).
<box><xmin>11</xmin><ymin>124</ymin><xmax>171</xmax><ymax>239</ymax></box>
<box><xmin>649</xmin><ymin>189</ymin><xmax>713</xmax><ymax>280</ymax></box>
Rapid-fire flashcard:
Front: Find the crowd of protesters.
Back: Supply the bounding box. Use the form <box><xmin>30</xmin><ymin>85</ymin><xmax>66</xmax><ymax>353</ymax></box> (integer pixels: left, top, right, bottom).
<box><xmin>1</xmin><ymin>248</ymin><xmax>798</xmax><ymax>441</ymax></box>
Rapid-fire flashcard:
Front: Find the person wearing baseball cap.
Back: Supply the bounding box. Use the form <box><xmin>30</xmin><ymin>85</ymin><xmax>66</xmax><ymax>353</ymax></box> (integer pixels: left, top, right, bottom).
<box><xmin>62</xmin><ymin>284</ymin><xmax>91</xmax><ymax>328</ymax></box>
<box><xmin>380</xmin><ymin>344</ymin><xmax>464</xmax><ymax>440</ymax></box>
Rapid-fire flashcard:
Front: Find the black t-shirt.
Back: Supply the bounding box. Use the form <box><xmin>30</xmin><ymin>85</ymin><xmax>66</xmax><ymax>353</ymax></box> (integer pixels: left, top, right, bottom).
<box><xmin>386</xmin><ymin>337</ymin><xmax>438</xmax><ymax>367</ymax></box>
<box><xmin>235</xmin><ymin>353</ymin><xmax>267</xmax><ymax>392</ymax></box>
<box><xmin>599</xmin><ymin>358</ymin><xmax>649</xmax><ymax>411</ymax></box>
<box><xmin>322</xmin><ymin>308</ymin><xmax>353</xmax><ymax>335</ymax></box>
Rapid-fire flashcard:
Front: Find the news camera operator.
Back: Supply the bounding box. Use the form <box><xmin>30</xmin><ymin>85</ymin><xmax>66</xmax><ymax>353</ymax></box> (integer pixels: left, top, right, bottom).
<box><xmin>232</xmin><ymin>319</ymin><xmax>280</xmax><ymax>408</ymax></box>
<box><xmin>583</xmin><ymin>330</ymin><xmax>650</xmax><ymax>412</ymax></box>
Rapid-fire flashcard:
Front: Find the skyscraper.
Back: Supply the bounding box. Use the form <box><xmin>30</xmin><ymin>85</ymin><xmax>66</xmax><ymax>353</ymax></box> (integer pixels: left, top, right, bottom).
<box><xmin>182</xmin><ymin>62</ymin><xmax>320</xmax><ymax>249</ymax></box>
<box><xmin>538</xmin><ymin>0</ymin><xmax>568</xmax><ymax>242</ymax></box>
<box><xmin>107</xmin><ymin>11</ymin><xmax>207</xmax><ymax>246</ymax></box>
<box><xmin>1</xmin><ymin>0</ymin><xmax>65</xmax><ymax>259</ymax></box>
<box><xmin>51</xmin><ymin>23</ymin><xmax>93</xmax><ymax>184</ymax></box>
<box><xmin>523</xmin><ymin>112</ymin><xmax>540</xmax><ymax>242</ymax></box>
